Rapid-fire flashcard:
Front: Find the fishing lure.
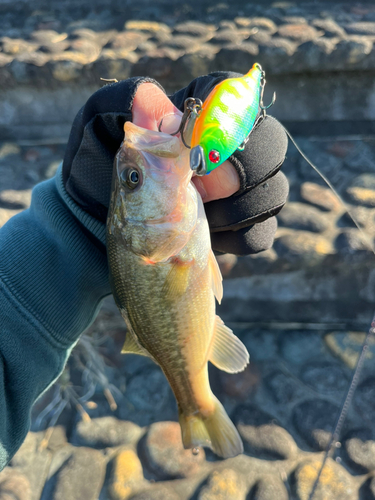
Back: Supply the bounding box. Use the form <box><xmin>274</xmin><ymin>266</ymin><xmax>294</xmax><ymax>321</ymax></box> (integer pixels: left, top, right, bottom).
<box><xmin>160</xmin><ymin>63</ymin><xmax>275</xmax><ymax>176</ymax></box>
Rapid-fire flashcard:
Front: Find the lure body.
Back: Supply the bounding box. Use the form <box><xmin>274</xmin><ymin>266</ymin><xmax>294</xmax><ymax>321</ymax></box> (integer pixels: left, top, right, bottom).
<box><xmin>190</xmin><ymin>63</ymin><xmax>263</xmax><ymax>175</ymax></box>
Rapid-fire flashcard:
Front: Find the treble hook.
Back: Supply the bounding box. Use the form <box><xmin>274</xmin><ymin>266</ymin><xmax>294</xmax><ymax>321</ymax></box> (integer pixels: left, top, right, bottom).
<box><xmin>259</xmin><ymin>71</ymin><xmax>276</xmax><ymax>116</ymax></box>
<box><xmin>158</xmin><ymin>97</ymin><xmax>203</xmax><ymax>149</ymax></box>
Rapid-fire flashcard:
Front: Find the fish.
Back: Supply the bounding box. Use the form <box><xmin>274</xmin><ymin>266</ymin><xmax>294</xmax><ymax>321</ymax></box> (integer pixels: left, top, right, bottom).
<box><xmin>106</xmin><ymin>121</ymin><xmax>249</xmax><ymax>458</ymax></box>
<box><xmin>189</xmin><ymin>63</ymin><xmax>264</xmax><ymax>175</ymax></box>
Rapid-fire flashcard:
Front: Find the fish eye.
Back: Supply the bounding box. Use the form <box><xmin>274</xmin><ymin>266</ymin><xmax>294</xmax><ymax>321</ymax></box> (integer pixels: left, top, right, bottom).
<box><xmin>120</xmin><ymin>167</ymin><xmax>142</xmax><ymax>190</ymax></box>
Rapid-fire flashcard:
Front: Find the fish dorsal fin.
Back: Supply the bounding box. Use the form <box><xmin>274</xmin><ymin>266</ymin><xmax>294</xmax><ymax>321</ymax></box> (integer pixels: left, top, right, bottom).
<box><xmin>121</xmin><ymin>331</ymin><xmax>150</xmax><ymax>357</ymax></box>
<box><xmin>161</xmin><ymin>259</ymin><xmax>193</xmax><ymax>300</ymax></box>
<box><xmin>209</xmin><ymin>316</ymin><xmax>249</xmax><ymax>373</ymax></box>
<box><xmin>209</xmin><ymin>250</ymin><xmax>223</xmax><ymax>304</ymax></box>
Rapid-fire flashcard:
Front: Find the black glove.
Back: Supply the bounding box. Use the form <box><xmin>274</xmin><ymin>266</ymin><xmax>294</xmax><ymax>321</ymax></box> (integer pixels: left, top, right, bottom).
<box><xmin>62</xmin><ymin>73</ymin><xmax>289</xmax><ymax>255</ymax></box>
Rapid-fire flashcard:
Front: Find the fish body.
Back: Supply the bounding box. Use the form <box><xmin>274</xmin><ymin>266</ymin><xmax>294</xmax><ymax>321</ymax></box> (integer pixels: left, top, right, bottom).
<box><xmin>107</xmin><ymin>122</ymin><xmax>249</xmax><ymax>458</ymax></box>
<box><xmin>190</xmin><ymin>63</ymin><xmax>263</xmax><ymax>175</ymax></box>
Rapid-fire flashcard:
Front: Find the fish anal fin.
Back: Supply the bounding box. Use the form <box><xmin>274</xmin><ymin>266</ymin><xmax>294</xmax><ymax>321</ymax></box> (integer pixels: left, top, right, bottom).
<box><xmin>179</xmin><ymin>396</ymin><xmax>243</xmax><ymax>458</ymax></box>
<box><xmin>209</xmin><ymin>316</ymin><xmax>249</xmax><ymax>373</ymax></box>
<box><xmin>162</xmin><ymin>258</ymin><xmax>193</xmax><ymax>300</ymax></box>
<box><xmin>121</xmin><ymin>332</ymin><xmax>149</xmax><ymax>357</ymax></box>
<box><xmin>209</xmin><ymin>250</ymin><xmax>223</xmax><ymax>304</ymax></box>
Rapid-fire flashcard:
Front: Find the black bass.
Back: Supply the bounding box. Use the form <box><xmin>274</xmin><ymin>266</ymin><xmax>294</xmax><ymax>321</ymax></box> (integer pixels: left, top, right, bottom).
<box><xmin>107</xmin><ymin>121</ymin><xmax>249</xmax><ymax>458</ymax></box>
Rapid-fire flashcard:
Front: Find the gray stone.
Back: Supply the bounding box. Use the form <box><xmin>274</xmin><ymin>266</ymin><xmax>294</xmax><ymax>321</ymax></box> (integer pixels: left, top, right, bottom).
<box><xmin>311</xmin><ymin>18</ymin><xmax>346</xmax><ymax>38</ymax></box>
<box><xmin>354</xmin><ymin>377</ymin><xmax>375</xmax><ymax>418</ymax></box>
<box><xmin>300</xmin><ymin>182</ymin><xmax>342</xmax><ymax>212</ymax></box>
<box><xmin>330</xmin><ymin>38</ymin><xmax>373</xmax><ymax>69</ymax></box>
<box><xmin>265</xmin><ymin>370</ymin><xmax>304</xmax><ymax>405</ymax></box>
<box><xmin>52</xmin><ymin>447</ymin><xmax>106</xmax><ymax>500</ymax></box>
<box><xmin>144</xmin><ymin>421</ymin><xmax>205</xmax><ymax>479</ymax></box>
<box><xmin>344</xmin><ymin>428</ymin><xmax>375</xmax><ymax>472</ymax></box>
<box><xmin>241</xmin><ymin>329</ymin><xmax>278</xmax><ymax>362</ymax></box>
<box><xmin>72</xmin><ymin>416</ymin><xmax>143</xmax><ymax>448</ymax></box>
<box><xmin>198</xmin><ymin>469</ymin><xmax>247</xmax><ymax>500</ymax></box>
<box><xmin>252</xmin><ymin>476</ymin><xmax>289</xmax><ymax>500</ymax></box>
<box><xmin>345</xmin><ymin>22</ymin><xmax>375</xmax><ymax>36</ymax></box>
<box><xmin>278</xmin><ymin>23</ymin><xmax>322</xmax><ymax>43</ymax></box>
<box><xmin>335</xmin><ymin>229</ymin><xmax>371</xmax><ymax>255</ymax></box>
<box><xmin>107</xmin><ymin>448</ymin><xmax>145</xmax><ymax>500</ymax></box>
<box><xmin>213</xmin><ymin>43</ymin><xmax>259</xmax><ymax>74</ymax></box>
<box><xmin>173</xmin><ymin>21</ymin><xmax>215</xmax><ymax>38</ymax></box>
<box><xmin>293</xmin><ymin>399</ymin><xmax>338</xmax><ymax>450</ymax></box>
<box><xmin>234</xmin><ymin>405</ymin><xmax>297</xmax><ymax>459</ymax></box>
<box><xmin>129</xmin><ymin>485</ymin><xmax>180</xmax><ymax>500</ymax></box>
<box><xmin>274</xmin><ymin>231</ymin><xmax>332</xmax><ymax>263</ymax></box>
<box><xmin>219</xmin><ymin>364</ymin><xmax>259</xmax><ymax>401</ymax></box>
<box><xmin>209</xmin><ymin>30</ymin><xmax>247</xmax><ymax>45</ymax></box>
<box><xmin>300</xmin><ymin>361</ymin><xmax>349</xmax><ymax>395</ymax></box>
<box><xmin>294</xmin><ymin>458</ymin><xmax>357</xmax><ymax>500</ymax></box>
<box><xmin>277</xmin><ymin>202</ymin><xmax>330</xmax><ymax>233</ymax></box>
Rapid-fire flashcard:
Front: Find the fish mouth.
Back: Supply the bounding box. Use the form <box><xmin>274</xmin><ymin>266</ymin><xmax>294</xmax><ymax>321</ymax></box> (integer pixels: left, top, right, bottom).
<box><xmin>190</xmin><ymin>145</ymin><xmax>207</xmax><ymax>176</ymax></box>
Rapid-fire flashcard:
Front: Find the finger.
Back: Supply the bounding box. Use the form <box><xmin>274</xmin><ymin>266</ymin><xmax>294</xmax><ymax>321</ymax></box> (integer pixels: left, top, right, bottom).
<box><xmin>192</xmin><ymin>160</ymin><xmax>240</xmax><ymax>203</ymax></box>
<box><xmin>132</xmin><ymin>82</ymin><xmax>182</xmax><ymax>132</ymax></box>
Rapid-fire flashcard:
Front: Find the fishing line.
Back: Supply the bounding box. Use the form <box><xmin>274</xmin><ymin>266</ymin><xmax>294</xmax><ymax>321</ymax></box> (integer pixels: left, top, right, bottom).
<box><xmin>282</xmin><ymin>126</ymin><xmax>375</xmax><ymax>500</ymax></box>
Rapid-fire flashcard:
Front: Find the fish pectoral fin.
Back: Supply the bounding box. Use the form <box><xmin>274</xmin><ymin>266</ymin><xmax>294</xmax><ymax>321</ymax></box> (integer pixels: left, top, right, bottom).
<box><xmin>161</xmin><ymin>258</ymin><xmax>193</xmax><ymax>299</ymax></box>
<box><xmin>121</xmin><ymin>332</ymin><xmax>150</xmax><ymax>357</ymax></box>
<box><xmin>209</xmin><ymin>316</ymin><xmax>249</xmax><ymax>373</ymax></box>
<box><xmin>209</xmin><ymin>250</ymin><xmax>223</xmax><ymax>304</ymax></box>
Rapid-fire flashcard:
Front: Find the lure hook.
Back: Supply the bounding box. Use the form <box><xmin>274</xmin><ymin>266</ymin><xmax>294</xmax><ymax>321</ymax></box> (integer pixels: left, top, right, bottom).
<box><xmin>259</xmin><ymin>71</ymin><xmax>276</xmax><ymax>116</ymax></box>
<box><xmin>158</xmin><ymin>97</ymin><xmax>203</xmax><ymax>148</ymax></box>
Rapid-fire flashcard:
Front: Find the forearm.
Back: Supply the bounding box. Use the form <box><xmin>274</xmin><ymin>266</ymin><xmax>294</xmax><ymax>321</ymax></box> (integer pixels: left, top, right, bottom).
<box><xmin>0</xmin><ymin>167</ymin><xmax>110</xmax><ymax>469</ymax></box>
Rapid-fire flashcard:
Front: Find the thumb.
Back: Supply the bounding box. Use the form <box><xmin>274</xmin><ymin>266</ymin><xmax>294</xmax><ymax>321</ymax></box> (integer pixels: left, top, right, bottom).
<box><xmin>131</xmin><ymin>82</ymin><xmax>182</xmax><ymax>132</ymax></box>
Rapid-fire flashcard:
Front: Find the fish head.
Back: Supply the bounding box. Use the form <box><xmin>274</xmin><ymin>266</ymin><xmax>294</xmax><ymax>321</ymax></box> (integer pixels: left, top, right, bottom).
<box><xmin>107</xmin><ymin>122</ymin><xmax>198</xmax><ymax>261</ymax></box>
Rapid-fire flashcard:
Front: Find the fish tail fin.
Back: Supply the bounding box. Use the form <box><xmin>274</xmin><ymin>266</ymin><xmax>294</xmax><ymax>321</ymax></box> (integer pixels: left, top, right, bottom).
<box><xmin>179</xmin><ymin>397</ymin><xmax>243</xmax><ymax>459</ymax></box>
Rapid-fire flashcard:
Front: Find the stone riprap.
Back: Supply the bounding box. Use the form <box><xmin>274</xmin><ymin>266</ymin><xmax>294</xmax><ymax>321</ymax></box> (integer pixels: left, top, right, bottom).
<box><xmin>0</xmin><ymin>1</ymin><xmax>375</xmax><ymax>140</ymax></box>
<box><xmin>0</xmin><ymin>128</ymin><xmax>375</xmax><ymax>499</ymax></box>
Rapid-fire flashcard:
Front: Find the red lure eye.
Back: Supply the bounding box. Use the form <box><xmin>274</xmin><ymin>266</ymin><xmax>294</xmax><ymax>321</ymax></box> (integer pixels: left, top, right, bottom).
<box><xmin>208</xmin><ymin>150</ymin><xmax>220</xmax><ymax>164</ymax></box>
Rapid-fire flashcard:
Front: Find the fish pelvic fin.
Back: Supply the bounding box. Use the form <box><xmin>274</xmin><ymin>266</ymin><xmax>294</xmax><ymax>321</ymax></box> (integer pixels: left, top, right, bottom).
<box><xmin>209</xmin><ymin>250</ymin><xmax>223</xmax><ymax>304</ymax></box>
<box><xmin>121</xmin><ymin>332</ymin><xmax>150</xmax><ymax>357</ymax></box>
<box><xmin>209</xmin><ymin>316</ymin><xmax>249</xmax><ymax>373</ymax></box>
<box><xmin>179</xmin><ymin>396</ymin><xmax>243</xmax><ymax>458</ymax></box>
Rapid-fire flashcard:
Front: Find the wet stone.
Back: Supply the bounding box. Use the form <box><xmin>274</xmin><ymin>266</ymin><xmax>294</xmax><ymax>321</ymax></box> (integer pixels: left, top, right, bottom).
<box><xmin>108</xmin><ymin>448</ymin><xmax>145</xmax><ymax>500</ymax></box>
<box><xmin>311</xmin><ymin>19</ymin><xmax>346</xmax><ymax>38</ymax></box>
<box><xmin>0</xmin><ymin>469</ymin><xmax>31</xmax><ymax>500</ymax></box>
<box><xmin>72</xmin><ymin>416</ymin><xmax>143</xmax><ymax>448</ymax></box>
<box><xmin>278</xmin><ymin>23</ymin><xmax>321</xmax><ymax>42</ymax></box>
<box><xmin>335</xmin><ymin>229</ymin><xmax>371</xmax><ymax>255</ymax></box>
<box><xmin>294</xmin><ymin>459</ymin><xmax>357</xmax><ymax>500</ymax></box>
<box><xmin>345</xmin><ymin>22</ymin><xmax>375</xmax><ymax>36</ymax></box>
<box><xmin>300</xmin><ymin>182</ymin><xmax>342</xmax><ymax>212</ymax></box>
<box><xmin>234</xmin><ymin>17</ymin><xmax>277</xmax><ymax>35</ymax></box>
<box><xmin>324</xmin><ymin>331</ymin><xmax>375</xmax><ymax>370</ymax></box>
<box><xmin>277</xmin><ymin>202</ymin><xmax>330</xmax><ymax>233</ymax></box>
<box><xmin>241</xmin><ymin>329</ymin><xmax>278</xmax><ymax>362</ymax></box>
<box><xmin>300</xmin><ymin>361</ymin><xmax>349</xmax><ymax>395</ymax></box>
<box><xmin>347</xmin><ymin>187</ymin><xmax>375</xmax><ymax>207</ymax></box>
<box><xmin>198</xmin><ymin>469</ymin><xmax>247</xmax><ymax>500</ymax></box>
<box><xmin>252</xmin><ymin>476</ymin><xmax>289</xmax><ymax>500</ymax></box>
<box><xmin>144</xmin><ymin>421</ymin><xmax>205</xmax><ymax>479</ymax></box>
<box><xmin>219</xmin><ymin>363</ymin><xmax>259</xmax><ymax>401</ymax></box>
<box><xmin>293</xmin><ymin>399</ymin><xmax>338</xmax><ymax>450</ymax></box>
<box><xmin>274</xmin><ymin>231</ymin><xmax>332</xmax><ymax>262</ymax></box>
<box><xmin>52</xmin><ymin>447</ymin><xmax>106</xmax><ymax>500</ymax></box>
<box><xmin>209</xmin><ymin>30</ymin><xmax>247</xmax><ymax>45</ymax></box>
<box><xmin>214</xmin><ymin>43</ymin><xmax>259</xmax><ymax>74</ymax></box>
<box><xmin>173</xmin><ymin>21</ymin><xmax>216</xmax><ymax>38</ymax></box>
<box><xmin>129</xmin><ymin>485</ymin><xmax>180</xmax><ymax>500</ymax></box>
<box><xmin>279</xmin><ymin>331</ymin><xmax>324</xmax><ymax>365</ymax></box>
<box><xmin>234</xmin><ymin>404</ymin><xmax>297</xmax><ymax>459</ymax></box>
<box><xmin>344</xmin><ymin>428</ymin><xmax>375</xmax><ymax>472</ymax></box>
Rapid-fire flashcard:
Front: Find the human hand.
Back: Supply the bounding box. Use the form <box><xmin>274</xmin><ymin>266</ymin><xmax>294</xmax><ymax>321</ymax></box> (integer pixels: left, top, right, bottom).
<box><xmin>62</xmin><ymin>73</ymin><xmax>289</xmax><ymax>255</ymax></box>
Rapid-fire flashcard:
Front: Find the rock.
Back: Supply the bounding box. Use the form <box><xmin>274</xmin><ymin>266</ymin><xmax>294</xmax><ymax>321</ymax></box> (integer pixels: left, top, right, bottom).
<box><xmin>108</xmin><ymin>448</ymin><xmax>145</xmax><ymax>500</ymax></box>
<box><xmin>293</xmin><ymin>399</ymin><xmax>338</xmax><ymax>450</ymax></box>
<box><xmin>294</xmin><ymin>459</ymin><xmax>357</xmax><ymax>500</ymax></box>
<box><xmin>125</xmin><ymin>21</ymin><xmax>171</xmax><ymax>35</ymax></box>
<box><xmin>72</xmin><ymin>416</ymin><xmax>143</xmax><ymax>448</ymax></box>
<box><xmin>280</xmin><ymin>330</ymin><xmax>325</xmax><ymax>365</ymax></box>
<box><xmin>144</xmin><ymin>421</ymin><xmax>205</xmax><ymax>479</ymax></box>
<box><xmin>129</xmin><ymin>485</ymin><xmax>180</xmax><ymax>500</ymax></box>
<box><xmin>300</xmin><ymin>182</ymin><xmax>342</xmax><ymax>212</ymax></box>
<box><xmin>331</xmin><ymin>38</ymin><xmax>373</xmax><ymax>68</ymax></box>
<box><xmin>277</xmin><ymin>202</ymin><xmax>330</xmax><ymax>233</ymax></box>
<box><xmin>219</xmin><ymin>363</ymin><xmax>259</xmax><ymax>401</ymax></box>
<box><xmin>173</xmin><ymin>21</ymin><xmax>216</xmax><ymax>38</ymax></box>
<box><xmin>198</xmin><ymin>469</ymin><xmax>247</xmax><ymax>500</ymax></box>
<box><xmin>265</xmin><ymin>370</ymin><xmax>305</xmax><ymax>405</ymax></box>
<box><xmin>51</xmin><ymin>60</ymin><xmax>83</xmax><ymax>82</ymax></box>
<box><xmin>300</xmin><ymin>361</ymin><xmax>349</xmax><ymax>395</ymax></box>
<box><xmin>109</xmin><ymin>31</ymin><xmax>148</xmax><ymax>51</ymax></box>
<box><xmin>274</xmin><ymin>231</ymin><xmax>333</xmax><ymax>262</ymax></box>
<box><xmin>234</xmin><ymin>17</ymin><xmax>277</xmax><ymax>35</ymax></box>
<box><xmin>252</xmin><ymin>476</ymin><xmax>289</xmax><ymax>500</ymax></box>
<box><xmin>354</xmin><ymin>377</ymin><xmax>375</xmax><ymax>418</ymax></box>
<box><xmin>214</xmin><ymin>43</ymin><xmax>259</xmax><ymax>74</ymax></box>
<box><xmin>324</xmin><ymin>331</ymin><xmax>374</xmax><ymax>370</ymax></box>
<box><xmin>278</xmin><ymin>24</ymin><xmax>322</xmax><ymax>42</ymax></box>
<box><xmin>52</xmin><ymin>447</ymin><xmax>106</xmax><ymax>500</ymax></box>
<box><xmin>258</xmin><ymin>38</ymin><xmax>297</xmax><ymax>73</ymax></box>
<box><xmin>345</xmin><ymin>22</ymin><xmax>375</xmax><ymax>36</ymax></box>
<box><xmin>241</xmin><ymin>329</ymin><xmax>278</xmax><ymax>362</ymax></box>
<box><xmin>234</xmin><ymin>405</ymin><xmax>297</xmax><ymax>459</ymax></box>
<box><xmin>0</xmin><ymin>469</ymin><xmax>31</xmax><ymax>500</ymax></box>
<box><xmin>209</xmin><ymin>30</ymin><xmax>248</xmax><ymax>45</ymax></box>
<box><xmin>344</xmin><ymin>428</ymin><xmax>375</xmax><ymax>472</ymax></box>
<box><xmin>311</xmin><ymin>19</ymin><xmax>346</xmax><ymax>38</ymax></box>
<box><xmin>335</xmin><ymin>229</ymin><xmax>371</xmax><ymax>255</ymax></box>
<box><xmin>347</xmin><ymin>187</ymin><xmax>375</xmax><ymax>207</ymax></box>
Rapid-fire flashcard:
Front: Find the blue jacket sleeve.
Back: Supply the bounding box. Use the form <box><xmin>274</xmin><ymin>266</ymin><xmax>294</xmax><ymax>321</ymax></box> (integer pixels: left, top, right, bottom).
<box><xmin>0</xmin><ymin>165</ymin><xmax>110</xmax><ymax>470</ymax></box>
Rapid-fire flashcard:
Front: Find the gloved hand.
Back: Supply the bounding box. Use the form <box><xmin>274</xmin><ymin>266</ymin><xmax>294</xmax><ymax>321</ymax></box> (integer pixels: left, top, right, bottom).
<box><xmin>62</xmin><ymin>73</ymin><xmax>289</xmax><ymax>256</ymax></box>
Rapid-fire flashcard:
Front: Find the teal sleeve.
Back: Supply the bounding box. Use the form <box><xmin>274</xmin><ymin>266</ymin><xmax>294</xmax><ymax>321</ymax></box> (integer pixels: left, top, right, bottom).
<box><xmin>0</xmin><ymin>165</ymin><xmax>110</xmax><ymax>470</ymax></box>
